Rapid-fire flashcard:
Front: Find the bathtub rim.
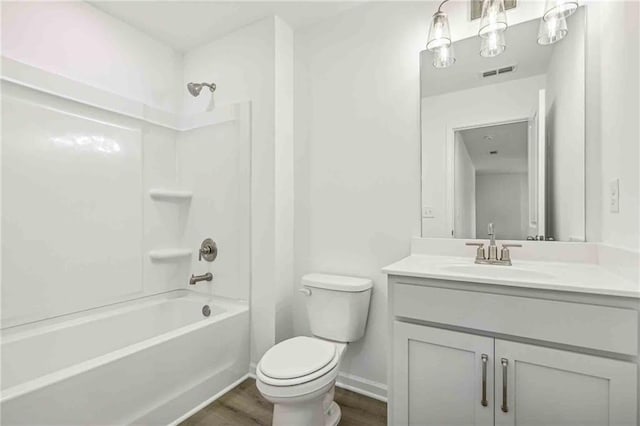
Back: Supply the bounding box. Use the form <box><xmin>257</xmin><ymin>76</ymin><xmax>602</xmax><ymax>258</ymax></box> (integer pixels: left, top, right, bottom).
<box><xmin>1</xmin><ymin>290</ymin><xmax>248</xmax><ymax>403</ymax></box>
<box><xmin>2</xmin><ymin>289</ymin><xmax>205</xmax><ymax>335</ymax></box>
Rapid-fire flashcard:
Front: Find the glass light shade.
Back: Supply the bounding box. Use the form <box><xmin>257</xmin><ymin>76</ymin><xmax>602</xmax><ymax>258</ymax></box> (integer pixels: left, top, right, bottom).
<box><xmin>537</xmin><ymin>15</ymin><xmax>568</xmax><ymax>45</ymax></box>
<box><xmin>433</xmin><ymin>45</ymin><xmax>456</xmax><ymax>68</ymax></box>
<box><xmin>480</xmin><ymin>30</ymin><xmax>506</xmax><ymax>57</ymax></box>
<box><xmin>427</xmin><ymin>11</ymin><xmax>452</xmax><ymax>51</ymax></box>
<box><xmin>543</xmin><ymin>0</ymin><xmax>578</xmax><ymax>21</ymax></box>
<box><xmin>478</xmin><ymin>0</ymin><xmax>508</xmax><ymax>38</ymax></box>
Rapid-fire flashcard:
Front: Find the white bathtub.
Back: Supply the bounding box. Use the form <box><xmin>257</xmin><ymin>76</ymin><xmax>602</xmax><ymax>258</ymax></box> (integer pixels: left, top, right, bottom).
<box><xmin>0</xmin><ymin>290</ymin><xmax>249</xmax><ymax>425</ymax></box>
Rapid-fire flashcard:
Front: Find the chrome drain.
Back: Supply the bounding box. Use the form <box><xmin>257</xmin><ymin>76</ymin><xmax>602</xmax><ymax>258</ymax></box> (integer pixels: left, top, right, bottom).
<box><xmin>202</xmin><ymin>305</ymin><xmax>211</xmax><ymax>317</ymax></box>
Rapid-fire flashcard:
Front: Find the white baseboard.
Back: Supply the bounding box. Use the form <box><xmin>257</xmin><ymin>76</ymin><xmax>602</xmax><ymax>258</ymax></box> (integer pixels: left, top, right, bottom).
<box><xmin>335</xmin><ymin>372</ymin><xmax>387</xmax><ymax>402</ymax></box>
<box><xmin>250</xmin><ymin>362</ymin><xmax>387</xmax><ymax>403</ymax></box>
<box><xmin>168</xmin><ymin>373</ymin><xmax>250</xmax><ymax>425</ymax></box>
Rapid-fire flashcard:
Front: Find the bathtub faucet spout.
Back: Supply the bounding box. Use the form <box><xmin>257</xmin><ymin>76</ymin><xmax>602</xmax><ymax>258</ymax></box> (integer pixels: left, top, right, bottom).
<box><xmin>189</xmin><ymin>272</ymin><xmax>213</xmax><ymax>285</ymax></box>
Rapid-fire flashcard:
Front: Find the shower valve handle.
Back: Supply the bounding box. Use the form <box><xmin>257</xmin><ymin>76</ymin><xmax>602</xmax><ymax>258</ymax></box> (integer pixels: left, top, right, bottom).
<box><xmin>198</xmin><ymin>239</ymin><xmax>218</xmax><ymax>262</ymax></box>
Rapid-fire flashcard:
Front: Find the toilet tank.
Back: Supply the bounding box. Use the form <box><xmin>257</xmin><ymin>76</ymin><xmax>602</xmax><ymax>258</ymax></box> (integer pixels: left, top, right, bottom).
<box><xmin>301</xmin><ymin>273</ymin><xmax>373</xmax><ymax>342</ymax></box>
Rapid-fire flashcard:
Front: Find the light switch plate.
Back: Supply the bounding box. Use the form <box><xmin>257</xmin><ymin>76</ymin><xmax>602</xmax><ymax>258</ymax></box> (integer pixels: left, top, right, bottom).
<box><xmin>422</xmin><ymin>206</ymin><xmax>435</xmax><ymax>218</ymax></box>
<box><xmin>609</xmin><ymin>179</ymin><xmax>620</xmax><ymax>213</ymax></box>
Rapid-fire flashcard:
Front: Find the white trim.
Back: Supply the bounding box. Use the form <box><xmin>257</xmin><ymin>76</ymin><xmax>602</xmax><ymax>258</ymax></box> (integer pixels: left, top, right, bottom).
<box><xmin>1</xmin><ymin>56</ymin><xmax>240</xmax><ymax>131</ymax></box>
<box><xmin>168</xmin><ymin>373</ymin><xmax>251</xmax><ymax>426</ymax></box>
<box><xmin>336</xmin><ymin>372</ymin><xmax>388</xmax><ymax>402</ymax></box>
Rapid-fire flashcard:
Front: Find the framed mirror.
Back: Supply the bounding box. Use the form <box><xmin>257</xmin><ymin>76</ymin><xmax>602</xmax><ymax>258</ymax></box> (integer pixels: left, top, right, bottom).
<box><xmin>420</xmin><ymin>7</ymin><xmax>586</xmax><ymax>242</ymax></box>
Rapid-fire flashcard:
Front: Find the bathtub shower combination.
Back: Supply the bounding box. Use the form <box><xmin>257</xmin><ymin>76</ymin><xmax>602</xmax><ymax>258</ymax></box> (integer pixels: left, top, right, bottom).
<box><xmin>1</xmin><ymin>292</ymin><xmax>249</xmax><ymax>425</ymax></box>
<box><xmin>1</xmin><ymin>60</ymin><xmax>252</xmax><ymax>424</ymax></box>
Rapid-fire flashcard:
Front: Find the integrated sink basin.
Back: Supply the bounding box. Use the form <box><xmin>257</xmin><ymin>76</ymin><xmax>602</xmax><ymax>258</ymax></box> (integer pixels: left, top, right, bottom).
<box><xmin>441</xmin><ymin>264</ymin><xmax>554</xmax><ymax>281</ymax></box>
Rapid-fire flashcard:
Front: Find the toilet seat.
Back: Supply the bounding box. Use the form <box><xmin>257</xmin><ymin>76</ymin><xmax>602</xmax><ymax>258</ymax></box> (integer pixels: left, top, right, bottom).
<box><xmin>257</xmin><ymin>337</ymin><xmax>341</xmax><ymax>387</ymax></box>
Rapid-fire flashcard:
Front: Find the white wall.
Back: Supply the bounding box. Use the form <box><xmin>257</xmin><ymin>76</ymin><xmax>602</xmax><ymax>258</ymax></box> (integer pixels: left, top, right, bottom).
<box><xmin>585</xmin><ymin>1</ymin><xmax>640</xmax><ymax>251</ymax></box>
<box><xmin>1</xmin><ymin>1</ymin><xmax>182</xmax><ymax>112</ymax></box>
<box><xmin>292</xmin><ymin>0</ymin><xmax>556</xmax><ymax>395</ymax></box>
<box><xmin>294</xmin><ymin>2</ymin><xmax>424</xmax><ymax>392</ymax></box>
<box><xmin>475</xmin><ymin>173</ymin><xmax>528</xmax><ymax>240</ymax></box>
<box><xmin>454</xmin><ymin>134</ymin><xmax>476</xmax><ymax>239</ymax></box>
<box><xmin>182</xmin><ymin>16</ymin><xmax>295</xmax><ymax>364</ymax></box>
<box><xmin>421</xmin><ymin>75</ymin><xmax>546</xmax><ymax>237</ymax></box>
<box><xmin>274</xmin><ymin>19</ymin><xmax>295</xmax><ymax>343</ymax></box>
<box><xmin>545</xmin><ymin>8</ymin><xmax>586</xmax><ymax>242</ymax></box>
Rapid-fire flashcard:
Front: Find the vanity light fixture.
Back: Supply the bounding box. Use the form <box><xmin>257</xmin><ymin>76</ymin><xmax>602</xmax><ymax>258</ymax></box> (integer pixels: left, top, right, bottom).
<box><xmin>433</xmin><ymin>44</ymin><xmax>456</xmax><ymax>68</ymax></box>
<box><xmin>537</xmin><ymin>0</ymin><xmax>575</xmax><ymax>45</ymax></box>
<box><xmin>478</xmin><ymin>0</ymin><xmax>508</xmax><ymax>37</ymax></box>
<box><xmin>480</xmin><ymin>29</ymin><xmax>506</xmax><ymax>57</ymax></box>
<box><xmin>426</xmin><ymin>0</ymin><xmax>576</xmax><ymax>65</ymax></box>
<box><xmin>478</xmin><ymin>0</ymin><xmax>508</xmax><ymax>58</ymax></box>
<box><xmin>427</xmin><ymin>0</ymin><xmax>456</xmax><ymax>67</ymax></box>
<box><xmin>537</xmin><ymin>14</ymin><xmax>568</xmax><ymax>45</ymax></box>
<box><xmin>542</xmin><ymin>0</ymin><xmax>578</xmax><ymax>21</ymax></box>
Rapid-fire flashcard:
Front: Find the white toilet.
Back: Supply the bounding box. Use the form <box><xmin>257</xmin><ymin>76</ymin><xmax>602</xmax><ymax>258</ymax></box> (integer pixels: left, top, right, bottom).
<box><xmin>256</xmin><ymin>273</ymin><xmax>373</xmax><ymax>426</ymax></box>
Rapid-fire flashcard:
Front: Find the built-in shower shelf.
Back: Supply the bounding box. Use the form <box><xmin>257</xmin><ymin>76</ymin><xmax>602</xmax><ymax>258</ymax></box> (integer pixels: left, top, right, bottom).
<box><xmin>148</xmin><ymin>249</ymin><xmax>192</xmax><ymax>261</ymax></box>
<box><xmin>149</xmin><ymin>189</ymin><xmax>193</xmax><ymax>201</ymax></box>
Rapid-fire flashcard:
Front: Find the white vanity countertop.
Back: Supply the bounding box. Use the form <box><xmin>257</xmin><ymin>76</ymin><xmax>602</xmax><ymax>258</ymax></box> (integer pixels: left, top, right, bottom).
<box><xmin>382</xmin><ymin>255</ymin><xmax>640</xmax><ymax>299</ymax></box>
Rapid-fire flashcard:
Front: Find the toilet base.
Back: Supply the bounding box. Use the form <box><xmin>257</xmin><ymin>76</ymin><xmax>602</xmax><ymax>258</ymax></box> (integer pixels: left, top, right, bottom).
<box><xmin>272</xmin><ymin>400</ymin><xmax>341</xmax><ymax>426</ymax></box>
<box><xmin>266</xmin><ymin>382</ymin><xmax>341</xmax><ymax>426</ymax></box>
<box><xmin>326</xmin><ymin>401</ymin><xmax>341</xmax><ymax>426</ymax></box>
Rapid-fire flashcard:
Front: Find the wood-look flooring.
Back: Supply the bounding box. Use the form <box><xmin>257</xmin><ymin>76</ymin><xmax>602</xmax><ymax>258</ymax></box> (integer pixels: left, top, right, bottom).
<box><xmin>180</xmin><ymin>378</ymin><xmax>387</xmax><ymax>426</ymax></box>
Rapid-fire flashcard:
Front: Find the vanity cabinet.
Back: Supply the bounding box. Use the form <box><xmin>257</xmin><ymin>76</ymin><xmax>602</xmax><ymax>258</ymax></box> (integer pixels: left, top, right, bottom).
<box><xmin>388</xmin><ymin>277</ymin><xmax>639</xmax><ymax>426</ymax></box>
<box><xmin>494</xmin><ymin>339</ymin><xmax>636</xmax><ymax>426</ymax></box>
<box><xmin>393</xmin><ymin>322</ymin><xmax>636</xmax><ymax>426</ymax></box>
<box><xmin>393</xmin><ymin>323</ymin><xmax>494</xmax><ymax>426</ymax></box>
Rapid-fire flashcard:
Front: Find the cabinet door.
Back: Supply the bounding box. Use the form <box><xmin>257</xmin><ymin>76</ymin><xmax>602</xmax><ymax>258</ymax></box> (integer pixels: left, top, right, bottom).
<box><xmin>495</xmin><ymin>340</ymin><xmax>637</xmax><ymax>426</ymax></box>
<box><xmin>392</xmin><ymin>322</ymin><xmax>494</xmax><ymax>426</ymax></box>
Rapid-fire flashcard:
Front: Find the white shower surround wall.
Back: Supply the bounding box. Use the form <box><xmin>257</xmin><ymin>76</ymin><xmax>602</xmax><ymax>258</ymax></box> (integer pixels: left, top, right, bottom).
<box><xmin>1</xmin><ymin>57</ymin><xmax>252</xmax><ymax>422</ymax></box>
<box><xmin>1</xmin><ymin>291</ymin><xmax>249</xmax><ymax>425</ymax></box>
<box><xmin>1</xmin><ymin>57</ymin><xmax>252</xmax><ymax>325</ymax></box>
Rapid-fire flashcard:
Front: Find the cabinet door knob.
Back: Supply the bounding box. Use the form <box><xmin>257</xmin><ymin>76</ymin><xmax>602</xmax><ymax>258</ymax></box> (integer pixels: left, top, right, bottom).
<box><xmin>481</xmin><ymin>354</ymin><xmax>489</xmax><ymax>407</ymax></box>
<box><xmin>501</xmin><ymin>358</ymin><xmax>509</xmax><ymax>413</ymax></box>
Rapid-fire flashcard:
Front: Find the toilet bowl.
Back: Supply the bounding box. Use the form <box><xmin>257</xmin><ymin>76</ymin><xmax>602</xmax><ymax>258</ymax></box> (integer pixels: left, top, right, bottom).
<box><xmin>256</xmin><ymin>336</ymin><xmax>347</xmax><ymax>426</ymax></box>
<box><xmin>256</xmin><ymin>273</ymin><xmax>372</xmax><ymax>426</ymax></box>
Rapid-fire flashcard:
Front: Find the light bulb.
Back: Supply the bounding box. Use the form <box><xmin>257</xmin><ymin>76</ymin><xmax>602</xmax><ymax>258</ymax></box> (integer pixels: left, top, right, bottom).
<box><xmin>543</xmin><ymin>0</ymin><xmax>578</xmax><ymax>21</ymax></box>
<box><xmin>537</xmin><ymin>14</ymin><xmax>568</xmax><ymax>45</ymax></box>
<box><xmin>433</xmin><ymin>45</ymin><xmax>456</xmax><ymax>68</ymax></box>
<box><xmin>480</xmin><ymin>30</ymin><xmax>506</xmax><ymax>57</ymax></box>
<box><xmin>478</xmin><ymin>0</ymin><xmax>508</xmax><ymax>38</ymax></box>
<box><xmin>427</xmin><ymin>11</ymin><xmax>452</xmax><ymax>51</ymax></box>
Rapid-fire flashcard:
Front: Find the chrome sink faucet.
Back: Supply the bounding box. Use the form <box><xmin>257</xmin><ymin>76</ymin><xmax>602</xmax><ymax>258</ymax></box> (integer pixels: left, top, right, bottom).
<box><xmin>487</xmin><ymin>222</ymin><xmax>498</xmax><ymax>261</ymax></box>
<box><xmin>466</xmin><ymin>223</ymin><xmax>522</xmax><ymax>266</ymax></box>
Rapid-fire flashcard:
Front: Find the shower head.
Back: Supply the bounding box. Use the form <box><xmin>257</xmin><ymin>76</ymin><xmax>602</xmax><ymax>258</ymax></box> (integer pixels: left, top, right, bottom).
<box><xmin>187</xmin><ymin>82</ymin><xmax>216</xmax><ymax>97</ymax></box>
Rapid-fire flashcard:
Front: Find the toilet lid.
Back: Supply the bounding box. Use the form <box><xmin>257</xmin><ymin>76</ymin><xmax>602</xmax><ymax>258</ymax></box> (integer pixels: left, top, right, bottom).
<box><xmin>259</xmin><ymin>336</ymin><xmax>336</xmax><ymax>380</ymax></box>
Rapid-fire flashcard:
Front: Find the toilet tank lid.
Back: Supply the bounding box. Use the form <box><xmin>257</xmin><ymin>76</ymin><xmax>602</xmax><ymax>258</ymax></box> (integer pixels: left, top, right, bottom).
<box><xmin>302</xmin><ymin>273</ymin><xmax>373</xmax><ymax>292</ymax></box>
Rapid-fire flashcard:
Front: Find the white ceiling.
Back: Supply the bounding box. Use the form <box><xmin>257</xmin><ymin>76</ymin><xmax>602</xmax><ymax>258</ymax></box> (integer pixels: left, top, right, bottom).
<box><xmin>459</xmin><ymin>121</ymin><xmax>528</xmax><ymax>174</ymax></box>
<box><xmin>421</xmin><ymin>18</ymin><xmax>552</xmax><ymax>97</ymax></box>
<box><xmin>90</xmin><ymin>1</ymin><xmax>366</xmax><ymax>52</ymax></box>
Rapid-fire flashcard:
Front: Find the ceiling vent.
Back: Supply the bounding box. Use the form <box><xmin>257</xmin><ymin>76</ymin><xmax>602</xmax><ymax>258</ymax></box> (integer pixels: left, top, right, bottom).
<box><xmin>481</xmin><ymin>65</ymin><xmax>517</xmax><ymax>78</ymax></box>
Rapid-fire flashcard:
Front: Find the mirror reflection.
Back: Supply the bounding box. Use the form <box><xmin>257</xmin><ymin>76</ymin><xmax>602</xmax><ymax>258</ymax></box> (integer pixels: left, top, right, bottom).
<box><xmin>420</xmin><ymin>8</ymin><xmax>586</xmax><ymax>242</ymax></box>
